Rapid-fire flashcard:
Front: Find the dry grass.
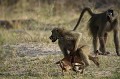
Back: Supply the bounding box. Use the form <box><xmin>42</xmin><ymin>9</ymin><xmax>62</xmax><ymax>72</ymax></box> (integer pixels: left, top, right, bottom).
<box><xmin>0</xmin><ymin>50</ymin><xmax>120</xmax><ymax>79</ymax></box>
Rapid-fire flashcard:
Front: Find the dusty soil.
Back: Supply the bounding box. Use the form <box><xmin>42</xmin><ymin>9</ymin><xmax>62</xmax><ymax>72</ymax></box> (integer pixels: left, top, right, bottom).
<box><xmin>3</xmin><ymin>43</ymin><xmax>61</xmax><ymax>57</ymax></box>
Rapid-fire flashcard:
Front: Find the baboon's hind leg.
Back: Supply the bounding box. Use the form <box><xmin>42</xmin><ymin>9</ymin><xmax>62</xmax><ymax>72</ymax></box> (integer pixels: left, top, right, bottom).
<box><xmin>90</xmin><ymin>25</ymin><xmax>98</xmax><ymax>54</ymax></box>
<box><xmin>78</xmin><ymin>49</ymin><xmax>90</xmax><ymax>67</ymax></box>
<box><xmin>99</xmin><ymin>33</ymin><xmax>110</xmax><ymax>55</ymax></box>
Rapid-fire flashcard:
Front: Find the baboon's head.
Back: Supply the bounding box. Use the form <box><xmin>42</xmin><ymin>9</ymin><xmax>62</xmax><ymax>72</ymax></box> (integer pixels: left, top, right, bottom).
<box><xmin>49</xmin><ymin>28</ymin><xmax>64</xmax><ymax>42</ymax></box>
<box><xmin>106</xmin><ymin>9</ymin><xmax>114</xmax><ymax>22</ymax></box>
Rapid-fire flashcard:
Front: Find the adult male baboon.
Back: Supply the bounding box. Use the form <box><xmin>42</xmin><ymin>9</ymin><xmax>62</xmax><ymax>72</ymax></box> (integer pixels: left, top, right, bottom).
<box><xmin>73</xmin><ymin>7</ymin><xmax>120</xmax><ymax>56</ymax></box>
<box><xmin>49</xmin><ymin>27</ymin><xmax>81</xmax><ymax>57</ymax></box>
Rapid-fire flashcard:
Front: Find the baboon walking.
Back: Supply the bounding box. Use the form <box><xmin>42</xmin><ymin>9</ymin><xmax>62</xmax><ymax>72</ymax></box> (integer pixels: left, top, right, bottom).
<box><xmin>73</xmin><ymin>7</ymin><xmax>120</xmax><ymax>56</ymax></box>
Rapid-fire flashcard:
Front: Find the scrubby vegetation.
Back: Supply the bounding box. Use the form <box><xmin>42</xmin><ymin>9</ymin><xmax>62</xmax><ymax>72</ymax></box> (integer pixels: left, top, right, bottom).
<box><xmin>0</xmin><ymin>0</ymin><xmax>120</xmax><ymax>79</ymax></box>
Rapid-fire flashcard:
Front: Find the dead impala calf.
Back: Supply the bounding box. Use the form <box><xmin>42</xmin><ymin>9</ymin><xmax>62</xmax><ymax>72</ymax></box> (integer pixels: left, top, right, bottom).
<box><xmin>56</xmin><ymin>55</ymin><xmax>85</xmax><ymax>75</ymax></box>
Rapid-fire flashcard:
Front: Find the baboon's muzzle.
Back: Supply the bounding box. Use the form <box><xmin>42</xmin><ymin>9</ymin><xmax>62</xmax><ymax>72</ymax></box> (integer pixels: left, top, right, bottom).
<box><xmin>49</xmin><ymin>36</ymin><xmax>57</xmax><ymax>42</ymax></box>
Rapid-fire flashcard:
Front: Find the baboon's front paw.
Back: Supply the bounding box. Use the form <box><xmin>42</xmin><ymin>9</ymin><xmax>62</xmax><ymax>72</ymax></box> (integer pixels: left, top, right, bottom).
<box><xmin>95</xmin><ymin>50</ymin><xmax>101</xmax><ymax>55</ymax></box>
<box><xmin>98</xmin><ymin>52</ymin><xmax>110</xmax><ymax>55</ymax></box>
<box><xmin>106</xmin><ymin>52</ymin><xmax>110</xmax><ymax>54</ymax></box>
<box><xmin>104</xmin><ymin>52</ymin><xmax>110</xmax><ymax>55</ymax></box>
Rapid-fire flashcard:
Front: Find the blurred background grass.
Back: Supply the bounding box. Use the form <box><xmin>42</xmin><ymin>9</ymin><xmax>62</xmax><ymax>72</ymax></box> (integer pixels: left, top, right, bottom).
<box><xmin>0</xmin><ymin>0</ymin><xmax>120</xmax><ymax>45</ymax></box>
<box><xmin>0</xmin><ymin>0</ymin><xmax>119</xmax><ymax>45</ymax></box>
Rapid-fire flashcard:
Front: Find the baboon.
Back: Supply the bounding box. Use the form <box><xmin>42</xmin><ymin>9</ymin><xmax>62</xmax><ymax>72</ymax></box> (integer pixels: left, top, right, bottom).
<box><xmin>73</xmin><ymin>7</ymin><xmax>120</xmax><ymax>56</ymax></box>
<box><xmin>76</xmin><ymin>45</ymin><xmax>99</xmax><ymax>68</ymax></box>
<box><xmin>49</xmin><ymin>27</ymin><xmax>82</xmax><ymax>57</ymax></box>
<box><xmin>50</xmin><ymin>28</ymin><xmax>99</xmax><ymax>72</ymax></box>
<box><xmin>56</xmin><ymin>45</ymin><xmax>99</xmax><ymax>74</ymax></box>
<box><xmin>74</xmin><ymin>45</ymin><xmax>99</xmax><ymax>73</ymax></box>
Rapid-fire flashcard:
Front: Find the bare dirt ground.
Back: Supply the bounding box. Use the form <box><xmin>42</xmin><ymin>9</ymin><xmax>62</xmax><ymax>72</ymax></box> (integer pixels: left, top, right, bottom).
<box><xmin>3</xmin><ymin>42</ymin><xmax>118</xmax><ymax>57</ymax></box>
<box><xmin>3</xmin><ymin>43</ymin><xmax>61</xmax><ymax>57</ymax></box>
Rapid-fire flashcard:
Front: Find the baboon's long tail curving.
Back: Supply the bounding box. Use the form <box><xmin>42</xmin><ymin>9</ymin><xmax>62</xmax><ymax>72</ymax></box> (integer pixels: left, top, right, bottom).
<box><xmin>73</xmin><ymin>7</ymin><xmax>94</xmax><ymax>31</ymax></box>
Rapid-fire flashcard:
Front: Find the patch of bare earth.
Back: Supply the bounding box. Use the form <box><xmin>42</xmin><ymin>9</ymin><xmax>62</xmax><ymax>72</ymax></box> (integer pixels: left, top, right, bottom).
<box><xmin>3</xmin><ymin>43</ymin><xmax>61</xmax><ymax>57</ymax></box>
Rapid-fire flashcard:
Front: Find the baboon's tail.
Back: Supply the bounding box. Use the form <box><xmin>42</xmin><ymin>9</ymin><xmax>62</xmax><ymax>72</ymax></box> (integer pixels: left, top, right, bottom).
<box><xmin>73</xmin><ymin>7</ymin><xmax>94</xmax><ymax>31</ymax></box>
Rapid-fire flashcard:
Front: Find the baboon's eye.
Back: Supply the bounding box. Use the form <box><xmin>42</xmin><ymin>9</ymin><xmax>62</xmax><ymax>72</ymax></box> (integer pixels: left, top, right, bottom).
<box><xmin>55</xmin><ymin>29</ymin><xmax>58</xmax><ymax>32</ymax></box>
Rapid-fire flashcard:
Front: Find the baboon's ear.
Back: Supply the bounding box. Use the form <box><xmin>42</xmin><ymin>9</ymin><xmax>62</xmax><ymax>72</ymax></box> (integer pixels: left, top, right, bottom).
<box><xmin>56</xmin><ymin>28</ymin><xmax>64</xmax><ymax>34</ymax></box>
<box><xmin>53</xmin><ymin>28</ymin><xmax>57</xmax><ymax>31</ymax></box>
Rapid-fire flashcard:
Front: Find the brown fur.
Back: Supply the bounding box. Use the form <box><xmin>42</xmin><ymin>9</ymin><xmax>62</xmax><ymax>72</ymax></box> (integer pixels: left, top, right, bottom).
<box><xmin>73</xmin><ymin>7</ymin><xmax>120</xmax><ymax>56</ymax></box>
<box><xmin>75</xmin><ymin>45</ymin><xmax>100</xmax><ymax>68</ymax></box>
<box><xmin>49</xmin><ymin>27</ymin><xmax>82</xmax><ymax>57</ymax></box>
<box><xmin>56</xmin><ymin>54</ymin><xmax>85</xmax><ymax>74</ymax></box>
<box><xmin>56</xmin><ymin>45</ymin><xmax>100</xmax><ymax>75</ymax></box>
